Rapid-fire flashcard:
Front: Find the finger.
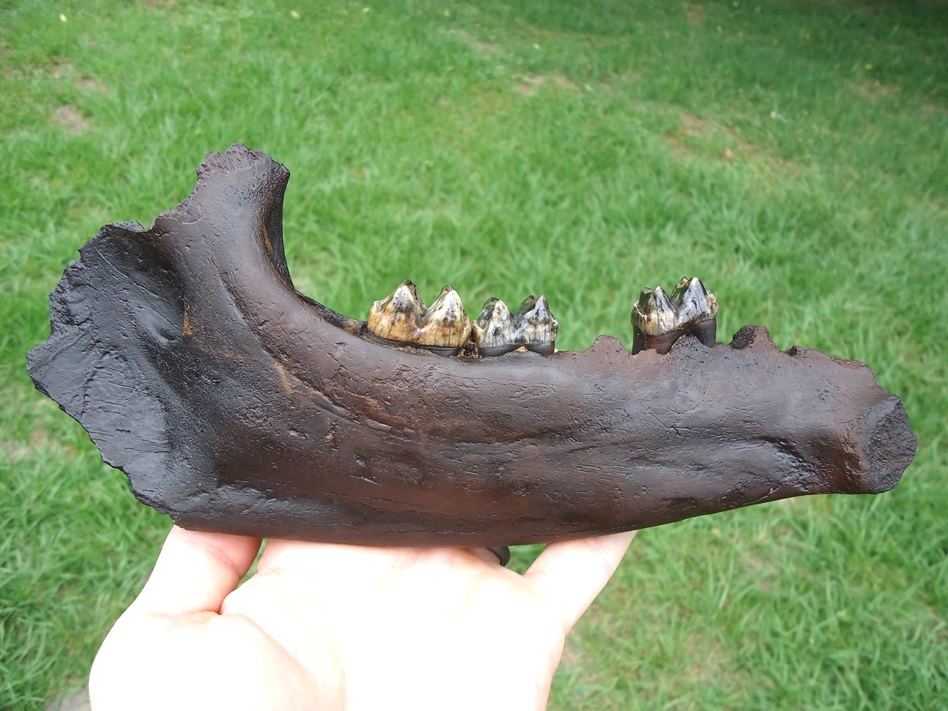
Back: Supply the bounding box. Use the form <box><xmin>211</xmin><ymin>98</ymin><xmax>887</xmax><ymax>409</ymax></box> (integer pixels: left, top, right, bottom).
<box><xmin>132</xmin><ymin>526</ymin><xmax>262</xmax><ymax>616</ymax></box>
<box><xmin>524</xmin><ymin>530</ymin><xmax>636</xmax><ymax>633</ymax></box>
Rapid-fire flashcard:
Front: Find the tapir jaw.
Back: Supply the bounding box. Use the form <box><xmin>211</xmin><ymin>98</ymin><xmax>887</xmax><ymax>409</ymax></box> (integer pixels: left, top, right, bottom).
<box><xmin>26</xmin><ymin>144</ymin><xmax>917</xmax><ymax>546</ymax></box>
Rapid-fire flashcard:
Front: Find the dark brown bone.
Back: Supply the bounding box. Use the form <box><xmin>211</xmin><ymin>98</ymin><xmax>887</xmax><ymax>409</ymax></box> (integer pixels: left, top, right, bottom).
<box><xmin>27</xmin><ymin>145</ymin><xmax>917</xmax><ymax>546</ymax></box>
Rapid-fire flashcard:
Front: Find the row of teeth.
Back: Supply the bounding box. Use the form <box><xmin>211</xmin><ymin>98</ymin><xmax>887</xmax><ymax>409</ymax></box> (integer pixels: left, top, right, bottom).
<box><xmin>366</xmin><ymin>281</ymin><xmax>558</xmax><ymax>355</ymax></box>
<box><xmin>366</xmin><ymin>277</ymin><xmax>716</xmax><ymax>357</ymax></box>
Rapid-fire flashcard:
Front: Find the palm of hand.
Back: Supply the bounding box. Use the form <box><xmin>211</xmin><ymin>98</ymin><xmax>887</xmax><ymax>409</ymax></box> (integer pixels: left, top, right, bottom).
<box><xmin>90</xmin><ymin>527</ymin><xmax>634</xmax><ymax>711</ymax></box>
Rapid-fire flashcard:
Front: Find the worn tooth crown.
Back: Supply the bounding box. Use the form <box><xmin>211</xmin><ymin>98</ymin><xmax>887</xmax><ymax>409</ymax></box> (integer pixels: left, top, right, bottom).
<box><xmin>474</xmin><ymin>297</ymin><xmax>516</xmax><ymax>350</ymax></box>
<box><xmin>514</xmin><ymin>295</ymin><xmax>558</xmax><ymax>345</ymax></box>
<box><xmin>632</xmin><ymin>287</ymin><xmax>678</xmax><ymax>336</ymax></box>
<box><xmin>415</xmin><ymin>285</ymin><xmax>472</xmax><ymax>348</ymax></box>
<box><xmin>368</xmin><ymin>280</ymin><xmax>426</xmax><ymax>341</ymax></box>
<box><xmin>671</xmin><ymin>277</ymin><xmax>718</xmax><ymax>326</ymax></box>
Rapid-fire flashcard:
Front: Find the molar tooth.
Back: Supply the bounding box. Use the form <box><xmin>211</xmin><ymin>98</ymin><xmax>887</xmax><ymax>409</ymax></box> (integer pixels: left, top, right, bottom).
<box><xmin>473</xmin><ymin>297</ymin><xmax>518</xmax><ymax>355</ymax></box>
<box><xmin>415</xmin><ymin>285</ymin><xmax>472</xmax><ymax>348</ymax></box>
<box><xmin>367</xmin><ymin>280</ymin><xmax>425</xmax><ymax>342</ymax></box>
<box><xmin>513</xmin><ymin>295</ymin><xmax>558</xmax><ymax>356</ymax></box>
<box><xmin>631</xmin><ymin>279</ymin><xmax>719</xmax><ymax>354</ymax></box>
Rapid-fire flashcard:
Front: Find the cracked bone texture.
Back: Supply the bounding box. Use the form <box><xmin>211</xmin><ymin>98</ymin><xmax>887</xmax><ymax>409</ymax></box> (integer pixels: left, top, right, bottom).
<box><xmin>26</xmin><ymin>144</ymin><xmax>917</xmax><ymax>546</ymax></box>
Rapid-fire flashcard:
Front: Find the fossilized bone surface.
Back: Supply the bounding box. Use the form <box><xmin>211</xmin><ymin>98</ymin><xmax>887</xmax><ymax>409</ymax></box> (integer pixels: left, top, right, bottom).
<box><xmin>27</xmin><ymin>144</ymin><xmax>917</xmax><ymax>546</ymax></box>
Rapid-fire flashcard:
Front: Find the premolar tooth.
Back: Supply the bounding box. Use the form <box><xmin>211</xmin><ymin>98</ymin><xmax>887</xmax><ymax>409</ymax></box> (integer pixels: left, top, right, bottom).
<box><xmin>513</xmin><ymin>295</ymin><xmax>558</xmax><ymax>356</ymax></box>
<box><xmin>473</xmin><ymin>298</ymin><xmax>518</xmax><ymax>355</ymax></box>
<box><xmin>415</xmin><ymin>285</ymin><xmax>472</xmax><ymax>348</ymax></box>
<box><xmin>367</xmin><ymin>280</ymin><xmax>426</xmax><ymax>342</ymax></box>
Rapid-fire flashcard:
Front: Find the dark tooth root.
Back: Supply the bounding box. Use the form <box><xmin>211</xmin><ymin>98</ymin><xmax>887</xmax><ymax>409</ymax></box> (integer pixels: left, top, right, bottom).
<box><xmin>646</xmin><ymin>330</ymin><xmax>685</xmax><ymax>355</ymax></box>
<box><xmin>631</xmin><ymin>277</ymin><xmax>718</xmax><ymax>354</ymax></box>
<box><xmin>687</xmin><ymin>319</ymin><xmax>717</xmax><ymax>348</ymax></box>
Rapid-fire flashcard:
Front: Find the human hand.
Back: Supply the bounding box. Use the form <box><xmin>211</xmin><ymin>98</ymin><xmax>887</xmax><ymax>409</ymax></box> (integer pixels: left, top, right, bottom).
<box><xmin>89</xmin><ymin>526</ymin><xmax>635</xmax><ymax>711</ymax></box>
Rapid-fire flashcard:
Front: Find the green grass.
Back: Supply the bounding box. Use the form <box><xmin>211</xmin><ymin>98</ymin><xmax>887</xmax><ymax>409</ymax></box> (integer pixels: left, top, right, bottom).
<box><xmin>2</xmin><ymin>0</ymin><xmax>946</xmax><ymax>707</ymax></box>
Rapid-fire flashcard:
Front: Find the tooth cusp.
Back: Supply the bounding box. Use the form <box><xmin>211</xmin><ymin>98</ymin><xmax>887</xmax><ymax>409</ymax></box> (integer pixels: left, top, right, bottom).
<box><xmin>473</xmin><ymin>298</ymin><xmax>518</xmax><ymax>355</ymax></box>
<box><xmin>671</xmin><ymin>276</ymin><xmax>718</xmax><ymax>326</ymax></box>
<box><xmin>514</xmin><ymin>295</ymin><xmax>558</xmax><ymax>355</ymax></box>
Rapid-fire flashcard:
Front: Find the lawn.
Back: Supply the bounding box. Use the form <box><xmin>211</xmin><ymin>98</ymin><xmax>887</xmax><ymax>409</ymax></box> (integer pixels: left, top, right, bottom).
<box><xmin>1</xmin><ymin>0</ymin><xmax>946</xmax><ymax>708</ymax></box>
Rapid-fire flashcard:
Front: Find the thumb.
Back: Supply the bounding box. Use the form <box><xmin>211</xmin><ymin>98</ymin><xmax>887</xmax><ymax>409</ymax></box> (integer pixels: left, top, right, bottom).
<box><xmin>132</xmin><ymin>526</ymin><xmax>262</xmax><ymax>616</ymax></box>
<box><xmin>524</xmin><ymin>530</ymin><xmax>636</xmax><ymax>633</ymax></box>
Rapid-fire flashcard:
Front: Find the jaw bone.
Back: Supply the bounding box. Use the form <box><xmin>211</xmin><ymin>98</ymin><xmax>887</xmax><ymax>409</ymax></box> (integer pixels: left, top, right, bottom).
<box><xmin>26</xmin><ymin>144</ymin><xmax>917</xmax><ymax>547</ymax></box>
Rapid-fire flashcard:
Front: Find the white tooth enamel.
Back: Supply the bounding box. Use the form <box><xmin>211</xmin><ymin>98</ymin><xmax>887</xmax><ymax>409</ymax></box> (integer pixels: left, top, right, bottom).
<box><xmin>367</xmin><ymin>280</ymin><xmax>425</xmax><ymax>342</ymax></box>
<box><xmin>415</xmin><ymin>286</ymin><xmax>472</xmax><ymax>348</ymax></box>
<box><xmin>513</xmin><ymin>295</ymin><xmax>558</xmax><ymax>345</ymax></box>
<box><xmin>632</xmin><ymin>287</ymin><xmax>678</xmax><ymax>336</ymax></box>
<box><xmin>672</xmin><ymin>277</ymin><xmax>718</xmax><ymax>326</ymax></box>
<box><xmin>474</xmin><ymin>298</ymin><xmax>516</xmax><ymax>350</ymax></box>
